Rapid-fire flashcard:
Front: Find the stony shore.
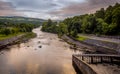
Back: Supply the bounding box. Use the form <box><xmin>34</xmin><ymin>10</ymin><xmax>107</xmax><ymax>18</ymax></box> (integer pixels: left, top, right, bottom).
<box><xmin>61</xmin><ymin>35</ymin><xmax>120</xmax><ymax>54</ymax></box>
<box><xmin>0</xmin><ymin>33</ymin><xmax>36</xmax><ymax>49</ymax></box>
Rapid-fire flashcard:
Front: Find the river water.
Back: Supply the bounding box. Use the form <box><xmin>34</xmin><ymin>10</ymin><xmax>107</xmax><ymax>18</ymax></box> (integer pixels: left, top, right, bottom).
<box><xmin>0</xmin><ymin>28</ymin><xmax>82</xmax><ymax>74</ymax></box>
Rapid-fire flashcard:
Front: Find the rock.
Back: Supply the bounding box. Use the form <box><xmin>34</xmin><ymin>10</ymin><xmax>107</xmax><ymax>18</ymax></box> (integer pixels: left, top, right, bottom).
<box><xmin>38</xmin><ymin>41</ymin><xmax>41</xmax><ymax>43</ymax></box>
<box><xmin>39</xmin><ymin>45</ymin><xmax>42</xmax><ymax>48</ymax></box>
<box><xmin>0</xmin><ymin>52</ymin><xmax>4</xmax><ymax>55</ymax></box>
<box><xmin>70</xmin><ymin>46</ymin><xmax>77</xmax><ymax>49</ymax></box>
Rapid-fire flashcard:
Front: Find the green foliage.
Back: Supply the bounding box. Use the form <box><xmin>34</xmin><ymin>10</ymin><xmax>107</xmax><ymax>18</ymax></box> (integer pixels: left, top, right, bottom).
<box><xmin>76</xmin><ymin>36</ymin><xmax>87</xmax><ymax>41</ymax></box>
<box><xmin>95</xmin><ymin>18</ymin><xmax>104</xmax><ymax>34</ymax></box>
<box><xmin>101</xmin><ymin>22</ymin><xmax>109</xmax><ymax>34</ymax></box>
<box><xmin>104</xmin><ymin>5</ymin><xmax>113</xmax><ymax>24</ymax></box>
<box><xmin>0</xmin><ymin>32</ymin><xmax>24</xmax><ymax>40</ymax></box>
<box><xmin>71</xmin><ymin>29</ymin><xmax>78</xmax><ymax>38</ymax></box>
<box><xmin>81</xmin><ymin>14</ymin><xmax>97</xmax><ymax>34</ymax></box>
<box><xmin>0</xmin><ymin>18</ymin><xmax>40</xmax><ymax>41</ymax></box>
<box><xmin>58</xmin><ymin>23</ymin><xmax>68</xmax><ymax>36</ymax></box>
<box><xmin>95</xmin><ymin>8</ymin><xmax>105</xmax><ymax>19</ymax></box>
<box><xmin>41</xmin><ymin>19</ymin><xmax>58</xmax><ymax>34</ymax></box>
<box><xmin>41</xmin><ymin>3</ymin><xmax>120</xmax><ymax>37</ymax></box>
<box><xmin>0</xmin><ymin>28</ymin><xmax>11</xmax><ymax>35</ymax></box>
<box><xmin>23</xmin><ymin>32</ymin><xmax>37</xmax><ymax>39</ymax></box>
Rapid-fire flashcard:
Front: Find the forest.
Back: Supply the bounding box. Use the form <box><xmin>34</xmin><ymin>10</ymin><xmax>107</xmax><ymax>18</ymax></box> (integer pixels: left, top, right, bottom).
<box><xmin>0</xmin><ymin>17</ymin><xmax>41</xmax><ymax>40</ymax></box>
<box><xmin>41</xmin><ymin>3</ymin><xmax>120</xmax><ymax>38</ymax></box>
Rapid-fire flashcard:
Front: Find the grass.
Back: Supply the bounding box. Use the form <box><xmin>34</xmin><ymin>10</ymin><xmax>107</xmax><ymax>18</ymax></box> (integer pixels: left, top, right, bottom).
<box><xmin>76</xmin><ymin>36</ymin><xmax>88</xmax><ymax>41</ymax></box>
<box><xmin>0</xmin><ymin>32</ymin><xmax>24</xmax><ymax>40</ymax></box>
<box><xmin>0</xmin><ymin>32</ymin><xmax>36</xmax><ymax>41</ymax></box>
<box><xmin>23</xmin><ymin>32</ymin><xmax>36</xmax><ymax>39</ymax></box>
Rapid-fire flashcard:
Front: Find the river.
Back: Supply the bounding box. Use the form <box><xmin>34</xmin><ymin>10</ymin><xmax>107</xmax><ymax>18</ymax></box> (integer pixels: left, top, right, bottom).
<box><xmin>0</xmin><ymin>28</ymin><xmax>82</xmax><ymax>74</ymax></box>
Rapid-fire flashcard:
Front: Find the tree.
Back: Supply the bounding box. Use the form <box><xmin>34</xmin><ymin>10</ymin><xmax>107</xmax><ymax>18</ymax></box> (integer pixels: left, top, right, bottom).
<box><xmin>101</xmin><ymin>22</ymin><xmax>109</xmax><ymax>35</ymax></box>
<box><xmin>41</xmin><ymin>19</ymin><xmax>58</xmax><ymax>34</ymax></box>
<box><xmin>0</xmin><ymin>28</ymin><xmax>11</xmax><ymax>35</ymax></box>
<box><xmin>58</xmin><ymin>23</ymin><xmax>68</xmax><ymax>36</ymax></box>
<box><xmin>111</xmin><ymin>6</ymin><xmax>120</xmax><ymax>34</ymax></box>
<box><xmin>95</xmin><ymin>8</ymin><xmax>105</xmax><ymax>19</ymax></box>
<box><xmin>104</xmin><ymin>5</ymin><xmax>113</xmax><ymax>24</ymax></box>
<box><xmin>71</xmin><ymin>29</ymin><xmax>78</xmax><ymax>38</ymax></box>
<box><xmin>47</xmin><ymin>19</ymin><xmax>53</xmax><ymax>27</ymax></box>
<box><xmin>41</xmin><ymin>3</ymin><xmax>120</xmax><ymax>36</ymax></box>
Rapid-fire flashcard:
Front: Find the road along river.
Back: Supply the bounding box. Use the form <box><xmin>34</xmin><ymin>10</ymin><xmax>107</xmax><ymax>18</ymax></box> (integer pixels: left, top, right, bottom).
<box><xmin>0</xmin><ymin>28</ymin><xmax>82</xmax><ymax>74</ymax></box>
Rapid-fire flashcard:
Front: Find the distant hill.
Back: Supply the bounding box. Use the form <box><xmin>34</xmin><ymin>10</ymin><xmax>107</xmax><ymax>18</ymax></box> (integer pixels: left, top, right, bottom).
<box><xmin>0</xmin><ymin>16</ymin><xmax>46</xmax><ymax>25</ymax></box>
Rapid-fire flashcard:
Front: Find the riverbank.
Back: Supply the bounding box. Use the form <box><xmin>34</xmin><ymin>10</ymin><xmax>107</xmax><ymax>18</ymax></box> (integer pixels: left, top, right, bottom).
<box><xmin>0</xmin><ymin>28</ymin><xmax>78</xmax><ymax>74</ymax></box>
<box><xmin>61</xmin><ymin>35</ymin><xmax>120</xmax><ymax>54</ymax></box>
<box><xmin>0</xmin><ymin>32</ymin><xmax>36</xmax><ymax>49</ymax></box>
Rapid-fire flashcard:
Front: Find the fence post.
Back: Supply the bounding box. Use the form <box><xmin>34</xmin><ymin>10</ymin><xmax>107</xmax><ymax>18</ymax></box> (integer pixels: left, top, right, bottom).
<box><xmin>91</xmin><ymin>56</ymin><xmax>93</xmax><ymax>63</ymax></box>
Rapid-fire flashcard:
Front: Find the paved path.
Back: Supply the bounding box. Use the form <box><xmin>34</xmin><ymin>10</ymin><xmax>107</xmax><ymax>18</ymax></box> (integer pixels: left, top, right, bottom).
<box><xmin>79</xmin><ymin>34</ymin><xmax>120</xmax><ymax>44</ymax></box>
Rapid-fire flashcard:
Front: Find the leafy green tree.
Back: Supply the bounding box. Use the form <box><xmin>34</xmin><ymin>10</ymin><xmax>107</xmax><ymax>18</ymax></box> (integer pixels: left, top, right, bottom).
<box><xmin>41</xmin><ymin>19</ymin><xmax>58</xmax><ymax>34</ymax></box>
<box><xmin>58</xmin><ymin>23</ymin><xmax>68</xmax><ymax>36</ymax></box>
<box><xmin>95</xmin><ymin>18</ymin><xmax>103</xmax><ymax>34</ymax></box>
<box><xmin>111</xmin><ymin>6</ymin><xmax>120</xmax><ymax>34</ymax></box>
<box><xmin>101</xmin><ymin>22</ymin><xmax>109</xmax><ymax>35</ymax></box>
<box><xmin>95</xmin><ymin>8</ymin><xmax>105</xmax><ymax>19</ymax></box>
<box><xmin>41</xmin><ymin>3</ymin><xmax>120</xmax><ymax>36</ymax></box>
<box><xmin>104</xmin><ymin>5</ymin><xmax>113</xmax><ymax>24</ymax></box>
<box><xmin>71</xmin><ymin>29</ymin><xmax>78</xmax><ymax>38</ymax></box>
<box><xmin>0</xmin><ymin>28</ymin><xmax>11</xmax><ymax>35</ymax></box>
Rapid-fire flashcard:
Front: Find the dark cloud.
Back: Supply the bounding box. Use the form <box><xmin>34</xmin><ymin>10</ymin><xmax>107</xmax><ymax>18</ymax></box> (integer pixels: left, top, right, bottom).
<box><xmin>0</xmin><ymin>0</ymin><xmax>120</xmax><ymax>19</ymax></box>
<box><xmin>49</xmin><ymin>0</ymin><xmax>120</xmax><ymax>19</ymax></box>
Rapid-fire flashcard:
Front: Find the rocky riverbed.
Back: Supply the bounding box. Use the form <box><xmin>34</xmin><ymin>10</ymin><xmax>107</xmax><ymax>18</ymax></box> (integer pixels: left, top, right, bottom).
<box><xmin>0</xmin><ymin>28</ymin><xmax>81</xmax><ymax>74</ymax></box>
<box><xmin>62</xmin><ymin>35</ymin><xmax>120</xmax><ymax>54</ymax></box>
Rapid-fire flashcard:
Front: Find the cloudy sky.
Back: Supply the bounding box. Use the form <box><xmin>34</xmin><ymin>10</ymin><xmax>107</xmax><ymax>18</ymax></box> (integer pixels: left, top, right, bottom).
<box><xmin>0</xmin><ymin>0</ymin><xmax>120</xmax><ymax>20</ymax></box>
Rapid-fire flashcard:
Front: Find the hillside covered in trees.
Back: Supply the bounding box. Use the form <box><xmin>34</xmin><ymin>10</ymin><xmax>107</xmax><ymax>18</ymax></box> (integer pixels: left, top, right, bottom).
<box><xmin>41</xmin><ymin>3</ymin><xmax>120</xmax><ymax>37</ymax></box>
<box><xmin>0</xmin><ymin>16</ymin><xmax>43</xmax><ymax>40</ymax></box>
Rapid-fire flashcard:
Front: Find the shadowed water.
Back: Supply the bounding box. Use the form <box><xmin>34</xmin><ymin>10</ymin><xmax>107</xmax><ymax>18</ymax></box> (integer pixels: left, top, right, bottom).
<box><xmin>0</xmin><ymin>28</ymin><xmax>82</xmax><ymax>74</ymax></box>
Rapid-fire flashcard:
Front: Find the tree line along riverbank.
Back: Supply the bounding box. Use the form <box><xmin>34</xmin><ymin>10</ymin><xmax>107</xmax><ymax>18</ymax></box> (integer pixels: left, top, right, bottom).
<box><xmin>41</xmin><ymin>3</ymin><xmax>120</xmax><ymax>54</ymax></box>
<box><xmin>41</xmin><ymin>3</ymin><xmax>120</xmax><ymax>37</ymax></box>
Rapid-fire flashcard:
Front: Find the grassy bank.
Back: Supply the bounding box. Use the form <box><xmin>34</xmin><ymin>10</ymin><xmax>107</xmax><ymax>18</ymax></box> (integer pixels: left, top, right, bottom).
<box><xmin>0</xmin><ymin>32</ymin><xmax>37</xmax><ymax>49</ymax></box>
<box><xmin>0</xmin><ymin>33</ymin><xmax>24</xmax><ymax>40</ymax></box>
<box><xmin>0</xmin><ymin>32</ymin><xmax>36</xmax><ymax>41</ymax></box>
<box><xmin>76</xmin><ymin>36</ymin><xmax>88</xmax><ymax>41</ymax></box>
<box><xmin>22</xmin><ymin>32</ymin><xmax>37</xmax><ymax>40</ymax></box>
<box><xmin>0</xmin><ymin>32</ymin><xmax>36</xmax><ymax>45</ymax></box>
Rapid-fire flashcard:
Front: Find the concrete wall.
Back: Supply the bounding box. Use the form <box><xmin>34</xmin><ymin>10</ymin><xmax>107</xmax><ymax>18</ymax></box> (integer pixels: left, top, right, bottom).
<box><xmin>72</xmin><ymin>55</ymin><xmax>97</xmax><ymax>74</ymax></box>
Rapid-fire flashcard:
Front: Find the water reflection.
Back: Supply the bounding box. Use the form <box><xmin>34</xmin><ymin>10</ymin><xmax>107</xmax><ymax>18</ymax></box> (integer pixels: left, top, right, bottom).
<box><xmin>0</xmin><ymin>28</ymin><xmax>82</xmax><ymax>74</ymax></box>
